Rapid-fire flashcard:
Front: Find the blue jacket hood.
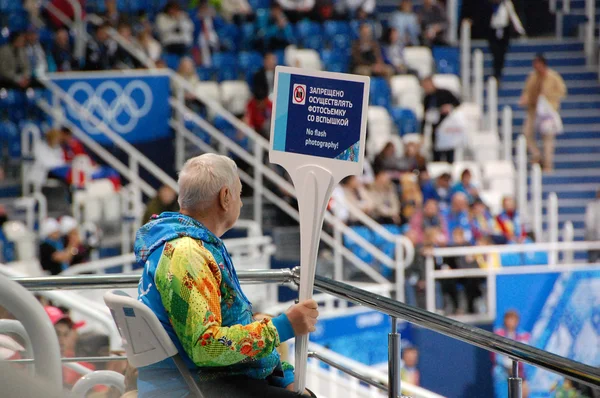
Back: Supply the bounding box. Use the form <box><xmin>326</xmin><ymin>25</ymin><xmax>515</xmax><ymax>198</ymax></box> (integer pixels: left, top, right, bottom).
<box><xmin>134</xmin><ymin>212</ymin><xmax>221</xmax><ymax>263</ymax></box>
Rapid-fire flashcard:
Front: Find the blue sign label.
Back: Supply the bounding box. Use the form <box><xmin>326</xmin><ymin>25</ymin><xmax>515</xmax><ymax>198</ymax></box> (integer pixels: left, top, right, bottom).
<box><xmin>52</xmin><ymin>73</ymin><xmax>171</xmax><ymax>145</ymax></box>
<box><xmin>272</xmin><ymin>72</ymin><xmax>366</xmax><ymax>162</ymax></box>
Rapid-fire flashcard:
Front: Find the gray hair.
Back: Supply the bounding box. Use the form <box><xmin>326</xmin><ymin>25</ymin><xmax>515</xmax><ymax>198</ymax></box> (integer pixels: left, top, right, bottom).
<box><xmin>178</xmin><ymin>153</ymin><xmax>238</xmax><ymax>213</ymax></box>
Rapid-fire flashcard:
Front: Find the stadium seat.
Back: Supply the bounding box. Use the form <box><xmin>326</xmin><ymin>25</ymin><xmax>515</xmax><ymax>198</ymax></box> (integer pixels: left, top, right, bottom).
<box><xmin>469</xmin><ymin>132</ymin><xmax>500</xmax><ymax>163</ymax></box>
<box><xmin>432</xmin><ymin>74</ymin><xmax>461</xmax><ymax>99</ymax></box>
<box><xmin>0</xmin><ymin>120</ymin><xmax>19</xmax><ymax>159</ymax></box>
<box><xmin>404</xmin><ymin>47</ymin><xmax>434</xmax><ymax>79</ymax></box>
<box><xmin>216</xmin><ymin>24</ymin><xmax>241</xmax><ymax>52</ymax></box>
<box><xmin>240</xmin><ymin>23</ymin><xmax>256</xmax><ymax>51</ymax></box>
<box><xmin>212</xmin><ymin>52</ymin><xmax>239</xmax><ymax>81</ymax></box>
<box><xmin>369</xmin><ymin>77</ymin><xmax>392</xmax><ymax>109</ymax></box>
<box><xmin>366</xmin><ymin>106</ymin><xmax>395</xmax><ymax>157</ymax></box>
<box><xmin>344</xmin><ymin>226</ymin><xmax>374</xmax><ymax>266</ymax></box>
<box><xmin>162</xmin><ymin>53</ymin><xmax>181</xmax><ymax>70</ymax></box>
<box><xmin>320</xmin><ymin>49</ymin><xmax>349</xmax><ymax>74</ymax></box>
<box><xmin>247</xmin><ymin>0</ymin><xmax>270</xmax><ymax>10</ymax></box>
<box><xmin>220</xmin><ymin>81</ymin><xmax>251</xmax><ymax>116</ymax></box>
<box><xmin>331</xmin><ymin>34</ymin><xmax>352</xmax><ymax>52</ymax></box>
<box><xmin>286</xmin><ymin>48</ymin><xmax>322</xmax><ymax>70</ymax></box>
<box><xmin>238</xmin><ymin>51</ymin><xmax>263</xmax><ymax>84</ymax></box>
<box><xmin>432</xmin><ymin>46</ymin><xmax>460</xmax><ymax>75</ymax></box>
<box><xmin>214</xmin><ymin>115</ymin><xmax>250</xmax><ymax>151</ymax></box>
<box><xmin>452</xmin><ymin>161</ymin><xmax>482</xmax><ymax>186</ymax></box>
<box><xmin>323</xmin><ymin>20</ymin><xmax>353</xmax><ymax>40</ymax></box>
<box><xmin>196</xmin><ymin>66</ymin><xmax>216</xmax><ymax>81</ymax></box>
<box><xmin>390</xmin><ymin>107</ymin><xmax>418</xmax><ymax>136</ymax></box>
<box><xmin>390</xmin><ymin>75</ymin><xmax>423</xmax><ymax>120</ymax></box>
<box><xmin>296</xmin><ymin>20</ymin><xmax>322</xmax><ymax>40</ymax></box>
<box><xmin>195</xmin><ymin>81</ymin><xmax>221</xmax><ymax>105</ymax></box>
<box><xmin>479</xmin><ymin>190</ymin><xmax>503</xmax><ymax>215</ymax></box>
<box><xmin>427</xmin><ymin>162</ymin><xmax>452</xmax><ymax>179</ymax></box>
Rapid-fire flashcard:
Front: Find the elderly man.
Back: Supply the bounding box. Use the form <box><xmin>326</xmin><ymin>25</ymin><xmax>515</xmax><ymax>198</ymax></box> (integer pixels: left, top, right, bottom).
<box><xmin>135</xmin><ymin>153</ymin><xmax>318</xmax><ymax>397</ymax></box>
<box><xmin>519</xmin><ymin>54</ymin><xmax>567</xmax><ymax>172</ymax></box>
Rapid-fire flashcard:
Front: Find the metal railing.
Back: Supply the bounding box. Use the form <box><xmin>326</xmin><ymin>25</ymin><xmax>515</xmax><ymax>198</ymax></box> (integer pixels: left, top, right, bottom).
<box><xmin>585</xmin><ymin>0</ymin><xmax>597</xmax><ymax>65</ymax></box>
<box><xmin>8</xmin><ymin>268</ymin><xmax>600</xmax><ymax>390</ymax></box>
<box><xmin>460</xmin><ymin>20</ymin><xmax>472</xmax><ymax>101</ymax></box>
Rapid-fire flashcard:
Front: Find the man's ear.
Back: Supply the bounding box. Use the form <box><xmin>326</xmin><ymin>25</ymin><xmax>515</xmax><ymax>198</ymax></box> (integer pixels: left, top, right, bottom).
<box><xmin>219</xmin><ymin>186</ymin><xmax>230</xmax><ymax>211</ymax></box>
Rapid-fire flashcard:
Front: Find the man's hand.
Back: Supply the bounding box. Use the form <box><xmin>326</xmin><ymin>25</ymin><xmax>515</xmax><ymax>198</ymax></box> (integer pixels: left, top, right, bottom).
<box><xmin>441</xmin><ymin>104</ymin><xmax>454</xmax><ymax>115</ymax></box>
<box><xmin>285</xmin><ymin>384</ymin><xmax>313</xmax><ymax>396</ymax></box>
<box><xmin>285</xmin><ymin>299</ymin><xmax>319</xmax><ymax>336</ymax></box>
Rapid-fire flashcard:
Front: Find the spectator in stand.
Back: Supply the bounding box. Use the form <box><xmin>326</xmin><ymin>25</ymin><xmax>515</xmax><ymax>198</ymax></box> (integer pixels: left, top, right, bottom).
<box><xmin>44</xmin><ymin>306</ymin><xmax>86</xmax><ymax>388</ymax></box>
<box><xmin>470</xmin><ymin>198</ymin><xmax>496</xmax><ymax>241</ymax></box>
<box><xmin>496</xmin><ymin>196</ymin><xmax>525</xmax><ymax>243</ymax></box>
<box><xmin>335</xmin><ymin>0</ymin><xmax>376</xmax><ymax>19</ymax></box>
<box><xmin>40</xmin><ymin>218</ymin><xmax>79</xmax><ymax>275</ymax></box>
<box><xmin>276</xmin><ymin>0</ymin><xmax>315</xmax><ymax>23</ymax></box>
<box><xmin>410</xmin><ymin>198</ymin><xmax>449</xmax><ymax>245</ymax></box>
<box><xmin>244</xmin><ymin>88</ymin><xmax>273</xmax><ymax>139</ymax></box>
<box><xmin>339</xmin><ymin>175</ymin><xmax>374</xmax><ymax>225</ymax></box>
<box><xmin>0</xmin><ymin>32</ymin><xmax>32</xmax><ymax>90</ymax></box>
<box><xmin>24</xmin><ymin>26</ymin><xmax>47</xmax><ymax>78</ymax></box>
<box><xmin>137</xmin><ymin>18</ymin><xmax>162</xmax><ymax>63</ymax></box>
<box><xmin>369</xmin><ymin>169</ymin><xmax>401</xmax><ymax>225</ymax></box>
<box><xmin>373</xmin><ymin>142</ymin><xmax>413</xmax><ymax>174</ymax></box>
<box><xmin>60</xmin><ymin>216</ymin><xmax>91</xmax><ymax>265</ymax></box>
<box><xmin>253</xmin><ymin>53</ymin><xmax>277</xmax><ymax>101</ymax></box>
<box><xmin>400</xmin><ymin>346</ymin><xmax>420</xmax><ymax>386</ymax></box>
<box><xmin>585</xmin><ymin>189</ymin><xmax>600</xmax><ymax>262</ymax></box>
<box><xmin>104</xmin><ymin>0</ymin><xmax>120</xmax><ymax>26</ymax></box>
<box><xmin>351</xmin><ymin>24</ymin><xmax>393</xmax><ymax>78</ymax></box>
<box><xmin>84</xmin><ymin>22</ymin><xmax>118</xmax><ymax>71</ymax></box>
<box><xmin>419</xmin><ymin>0</ymin><xmax>448</xmax><ymax>47</ymax></box>
<box><xmin>450</xmin><ymin>169</ymin><xmax>479</xmax><ymax>203</ymax></box>
<box><xmin>390</xmin><ymin>0</ymin><xmax>421</xmax><ymax>46</ymax></box>
<box><xmin>220</xmin><ymin>0</ymin><xmax>253</xmax><ymax>24</ymax></box>
<box><xmin>258</xmin><ymin>4</ymin><xmax>296</xmax><ymax>52</ymax></box>
<box><xmin>47</xmin><ymin>0</ymin><xmax>85</xmax><ymax>30</ymax></box>
<box><xmin>193</xmin><ymin>0</ymin><xmax>222</xmax><ymax>67</ymax></box>
<box><xmin>519</xmin><ymin>54</ymin><xmax>567</xmax><ymax>172</ymax></box>
<box><xmin>420</xmin><ymin>171</ymin><xmax>452</xmax><ymax>209</ymax></box>
<box><xmin>404</xmin><ymin>229</ymin><xmax>430</xmax><ymax>308</ymax></box>
<box><xmin>403</xmin><ymin>135</ymin><xmax>427</xmax><ymax>171</ymax></box>
<box><xmin>173</xmin><ymin>57</ymin><xmax>205</xmax><ymax>114</ymax></box>
<box><xmin>32</xmin><ymin>129</ymin><xmax>68</xmax><ymax>187</ymax></box>
<box><xmin>142</xmin><ymin>185</ymin><xmax>180</xmax><ymax>224</ymax></box>
<box><xmin>50</xmin><ymin>28</ymin><xmax>77</xmax><ymax>72</ymax></box>
<box><xmin>156</xmin><ymin>1</ymin><xmax>194</xmax><ymax>56</ymax></box>
<box><xmin>493</xmin><ymin>310</ymin><xmax>530</xmax><ymax>398</ymax></box>
<box><xmin>115</xmin><ymin>21</ymin><xmax>143</xmax><ymax>69</ymax></box>
<box><xmin>422</xmin><ymin>76</ymin><xmax>461</xmax><ymax>162</ymax></box>
<box><xmin>443</xmin><ymin>192</ymin><xmax>473</xmax><ymax>244</ymax></box>
<box><xmin>399</xmin><ymin>173</ymin><xmax>423</xmax><ymax>223</ymax></box>
<box><xmin>381</xmin><ymin>27</ymin><xmax>412</xmax><ymax>75</ymax></box>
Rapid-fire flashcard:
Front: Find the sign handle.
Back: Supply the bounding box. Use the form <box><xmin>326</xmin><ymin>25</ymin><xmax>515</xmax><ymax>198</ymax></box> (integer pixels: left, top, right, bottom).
<box><xmin>291</xmin><ymin>164</ymin><xmax>336</xmax><ymax>394</ymax></box>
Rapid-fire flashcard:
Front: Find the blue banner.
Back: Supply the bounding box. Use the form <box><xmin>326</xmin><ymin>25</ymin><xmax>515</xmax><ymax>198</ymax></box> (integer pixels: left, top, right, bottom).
<box><xmin>52</xmin><ymin>72</ymin><xmax>171</xmax><ymax>145</ymax></box>
<box><xmin>272</xmin><ymin>71</ymin><xmax>366</xmax><ymax>162</ymax></box>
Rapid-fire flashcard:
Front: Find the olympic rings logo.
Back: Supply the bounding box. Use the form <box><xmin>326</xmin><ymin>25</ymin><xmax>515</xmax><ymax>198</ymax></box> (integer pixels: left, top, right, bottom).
<box><xmin>66</xmin><ymin>80</ymin><xmax>154</xmax><ymax>134</ymax></box>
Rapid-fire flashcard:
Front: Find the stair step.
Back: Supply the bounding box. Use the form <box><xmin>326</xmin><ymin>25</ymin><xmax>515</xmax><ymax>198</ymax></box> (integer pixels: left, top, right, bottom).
<box><xmin>554</xmin><ymin>146</ymin><xmax>600</xmax><ymax>154</ymax></box>
<box><xmin>501</xmin><ymin>71</ymin><xmax>597</xmax><ymax>82</ymax></box>
<box><xmin>500</xmin><ymin>80</ymin><xmax>598</xmax><ymax>90</ymax></box>
<box><xmin>486</xmin><ymin>57</ymin><xmax>586</xmax><ymax>69</ymax></box>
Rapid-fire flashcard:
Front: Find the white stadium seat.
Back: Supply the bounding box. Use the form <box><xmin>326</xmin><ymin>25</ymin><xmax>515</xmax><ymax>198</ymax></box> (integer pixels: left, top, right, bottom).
<box><xmin>404</xmin><ymin>47</ymin><xmax>434</xmax><ymax>79</ymax></box>
<box><xmin>433</xmin><ymin>74</ymin><xmax>461</xmax><ymax>99</ymax></box>
<box><xmin>195</xmin><ymin>81</ymin><xmax>221</xmax><ymax>105</ymax></box>
<box><xmin>427</xmin><ymin>161</ymin><xmax>452</xmax><ymax>179</ymax></box>
<box><xmin>390</xmin><ymin>75</ymin><xmax>424</xmax><ymax>120</ymax></box>
<box><xmin>469</xmin><ymin>132</ymin><xmax>500</xmax><ymax>163</ymax></box>
<box><xmin>480</xmin><ymin>190</ymin><xmax>503</xmax><ymax>215</ymax></box>
<box><xmin>452</xmin><ymin>161</ymin><xmax>482</xmax><ymax>186</ymax></box>
<box><xmin>366</xmin><ymin>106</ymin><xmax>395</xmax><ymax>157</ymax></box>
<box><xmin>220</xmin><ymin>81</ymin><xmax>251</xmax><ymax>116</ymax></box>
<box><xmin>483</xmin><ymin>160</ymin><xmax>516</xmax><ymax>197</ymax></box>
<box><xmin>286</xmin><ymin>48</ymin><xmax>322</xmax><ymax>70</ymax></box>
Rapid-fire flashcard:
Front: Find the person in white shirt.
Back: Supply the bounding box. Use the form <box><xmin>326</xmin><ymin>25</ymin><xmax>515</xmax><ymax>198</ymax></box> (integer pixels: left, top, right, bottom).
<box><xmin>585</xmin><ymin>189</ymin><xmax>600</xmax><ymax>263</ymax></box>
<box><xmin>335</xmin><ymin>0</ymin><xmax>376</xmax><ymax>18</ymax></box>
<box><xmin>487</xmin><ymin>0</ymin><xmax>525</xmax><ymax>81</ymax></box>
<box><xmin>155</xmin><ymin>1</ymin><xmax>194</xmax><ymax>56</ymax></box>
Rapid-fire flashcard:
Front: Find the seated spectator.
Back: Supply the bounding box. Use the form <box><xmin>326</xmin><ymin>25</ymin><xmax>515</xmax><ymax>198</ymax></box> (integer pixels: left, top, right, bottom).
<box><xmin>137</xmin><ymin>18</ymin><xmax>162</xmax><ymax>63</ymax></box>
<box><xmin>104</xmin><ymin>0</ymin><xmax>120</xmax><ymax>26</ymax></box>
<box><xmin>403</xmin><ymin>135</ymin><xmax>426</xmax><ymax>171</ymax></box>
<box><xmin>419</xmin><ymin>0</ymin><xmax>448</xmax><ymax>47</ymax></box>
<box><xmin>257</xmin><ymin>4</ymin><xmax>295</xmax><ymax>52</ymax></box>
<box><xmin>399</xmin><ymin>172</ymin><xmax>423</xmax><ymax>222</ymax></box>
<box><xmin>244</xmin><ymin>90</ymin><xmax>273</xmax><ymax>139</ymax></box>
<box><xmin>351</xmin><ymin>24</ymin><xmax>393</xmax><ymax>78</ymax></box>
<box><xmin>84</xmin><ymin>22</ymin><xmax>118</xmax><ymax>71</ymax></box>
<box><xmin>193</xmin><ymin>0</ymin><xmax>222</xmax><ymax>67</ymax></box>
<box><xmin>373</xmin><ymin>142</ymin><xmax>413</xmax><ymax>174</ymax></box>
<box><xmin>403</xmin><ymin>229</ymin><xmax>429</xmax><ymax>308</ymax></box>
<box><xmin>45</xmin><ymin>306</ymin><xmax>85</xmax><ymax>388</ymax></box>
<box><xmin>40</xmin><ymin>218</ymin><xmax>80</xmax><ymax>275</ymax></box>
<box><xmin>25</xmin><ymin>26</ymin><xmax>47</xmax><ymax>78</ymax></box>
<box><xmin>390</xmin><ymin>0</ymin><xmax>420</xmax><ymax>46</ymax></box>
<box><xmin>496</xmin><ymin>196</ymin><xmax>526</xmax><ymax>243</ymax></box>
<box><xmin>420</xmin><ymin>171</ymin><xmax>452</xmax><ymax>209</ymax></box>
<box><xmin>474</xmin><ymin>235</ymin><xmax>501</xmax><ymax>269</ymax></box>
<box><xmin>339</xmin><ymin>175</ymin><xmax>374</xmax><ymax>225</ymax></box>
<box><xmin>470</xmin><ymin>198</ymin><xmax>496</xmax><ymax>240</ymax></box>
<box><xmin>401</xmin><ymin>346</ymin><xmax>420</xmax><ymax>386</ymax></box>
<box><xmin>422</xmin><ymin>76</ymin><xmax>461</xmax><ymax>162</ymax></box>
<box><xmin>276</xmin><ymin>0</ymin><xmax>315</xmax><ymax>23</ymax></box>
<box><xmin>156</xmin><ymin>1</ymin><xmax>194</xmax><ymax>56</ymax></box>
<box><xmin>115</xmin><ymin>22</ymin><xmax>143</xmax><ymax>69</ymax></box>
<box><xmin>450</xmin><ymin>169</ymin><xmax>479</xmax><ymax>203</ymax></box>
<box><xmin>0</xmin><ymin>32</ymin><xmax>33</xmax><ymax>90</ymax></box>
<box><xmin>32</xmin><ymin>129</ymin><xmax>68</xmax><ymax>187</ymax></box>
<box><xmin>443</xmin><ymin>192</ymin><xmax>473</xmax><ymax>244</ymax></box>
<box><xmin>220</xmin><ymin>0</ymin><xmax>253</xmax><ymax>24</ymax></box>
<box><xmin>381</xmin><ymin>27</ymin><xmax>412</xmax><ymax>75</ymax></box>
<box><xmin>368</xmin><ymin>169</ymin><xmax>401</xmax><ymax>225</ymax></box>
<box><xmin>50</xmin><ymin>28</ymin><xmax>77</xmax><ymax>72</ymax></box>
<box><xmin>252</xmin><ymin>53</ymin><xmax>277</xmax><ymax>101</ymax></box>
<box><xmin>173</xmin><ymin>57</ymin><xmax>205</xmax><ymax>114</ymax></box>
<box><xmin>448</xmin><ymin>228</ymin><xmax>484</xmax><ymax>314</ymax></box>
<box><xmin>142</xmin><ymin>185</ymin><xmax>179</xmax><ymax>224</ymax></box>
<box><xmin>410</xmin><ymin>198</ymin><xmax>449</xmax><ymax>244</ymax></box>
<box><xmin>335</xmin><ymin>0</ymin><xmax>376</xmax><ymax>19</ymax></box>
<box><xmin>60</xmin><ymin>216</ymin><xmax>91</xmax><ymax>265</ymax></box>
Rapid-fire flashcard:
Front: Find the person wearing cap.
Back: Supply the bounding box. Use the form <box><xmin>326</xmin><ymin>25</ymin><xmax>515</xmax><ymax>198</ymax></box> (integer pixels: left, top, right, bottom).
<box><xmin>24</xmin><ymin>25</ymin><xmax>47</xmax><ymax>79</ymax></box>
<box><xmin>39</xmin><ymin>218</ymin><xmax>79</xmax><ymax>275</ymax></box>
<box><xmin>0</xmin><ymin>32</ymin><xmax>31</xmax><ymax>90</ymax></box>
<box><xmin>60</xmin><ymin>216</ymin><xmax>91</xmax><ymax>265</ymax></box>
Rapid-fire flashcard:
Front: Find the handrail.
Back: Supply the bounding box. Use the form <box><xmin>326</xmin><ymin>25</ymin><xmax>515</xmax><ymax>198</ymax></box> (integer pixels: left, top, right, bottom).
<box><xmin>487</xmin><ymin>77</ymin><xmax>498</xmax><ymax>134</ymax></box>
<box><xmin>473</xmin><ymin>50</ymin><xmax>484</xmax><ymax>119</ymax></box>
<box><xmin>446</xmin><ymin>0</ymin><xmax>459</xmax><ymax>45</ymax></box>
<box><xmin>433</xmin><ymin>262</ymin><xmax>600</xmax><ymax>278</ymax></box>
<box><xmin>10</xmin><ymin>269</ymin><xmax>600</xmax><ymax>388</ymax></box>
<box><xmin>585</xmin><ymin>1</ymin><xmax>597</xmax><ymax>73</ymax></box>
<box><xmin>501</xmin><ymin>106</ymin><xmax>512</xmax><ymax>162</ymax></box>
<box><xmin>460</xmin><ymin>20</ymin><xmax>472</xmax><ymax>101</ymax></box>
<box><xmin>516</xmin><ymin>135</ymin><xmax>528</xmax><ymax>226</ymax></box>
<box><xmin>431</xmin><ymin>240</ymin><xmax>600</xmax><ymax>257</ymax></box>
<box><xmin>60</xmin><ymin>253</ymin><xmax>136</xmax><ymax>275</ymax></box>
<box><xmin>531</xmin><ymin>163</ymin><xmax>543</xmax><ymax>241</ymax></box>
<box><xmin>0</xmin><ymin>319</ymin><xmax>34</xmax><ymax>361</ymax></box>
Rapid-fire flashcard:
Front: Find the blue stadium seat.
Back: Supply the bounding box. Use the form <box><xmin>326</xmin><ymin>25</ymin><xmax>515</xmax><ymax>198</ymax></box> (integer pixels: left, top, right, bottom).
<box><xmin>432</xmin><ymin>46</ymin><xmax>460</xmax><ymax>75</ymax></box>
<box><xmin>214</xmin><ymin>115</ymin><xmax>250</xmax><ymax>151</ymax></box>
<box><xmin>240</xmin><ymin>23</ymin><xmax>256</xmax><ymax>51</ymax></box>
<box><xmin>255</xmin><ymin>8</ymin><xmax>271</xmax><ymax>29</ymax></box>
<box><xmin>0</xmin><ymin>121</ymin><xmax>20</xmax><ymax>159</ymax></box>
<box><xmin>0</xmin><ymin>0</ymin><xmax>24</xmax><ymax>12</ymax></box>
<box><xmin>162</xmin><ymin>53</ymin><xmax>181</xmax><ymax>70</ymax></box>
<box><xmin>296</xmin><ymin>20</ymin><xmax>322</xmax><ymax>39</ymax></box>
<box><xmin>320</xmin><ymin>49</ymin><xmax>349</xmax><ymax>73</ymax></box>
<box><xmin>332</xmin><ymin>34</ymin><xmax>352</xmax><ymax>52</ymax></box>
<box><xmin>216</xmin><ymin>23</ymin><xmax>241</xmax><ymax>52</ymax></box>
<box><xmin>344</xmin><ymin>226</ymin><xmax>374</xmax><ymax>266</ymax></box>
<box><xmin>196</xmin><ymin>67</ymin><xmax>216</xmax><ymax>81</ymax></box>
<box><xmin>212</xmin><ymin>52</ymin><xmax>239</xmax><ymax>81</ymax></box>
<box><xmin>185</xmin><ymin>120</ymin><xmax>211</xmax><ymax>144</ymax></box>
<box><xmin>238</xmin><ymin>51</ymin><xmax>263</xmax><ymax>84</ymax></box>
<box><xmin>217</xmin><ymin>66</ymin><xmax>239</xmax><ymax>82</ymax></box>
<box><xmin>323</xmin><ymin>20</ymin><xmax>352</xmax><ymax>39</ymax></box>
<box><xmin>390</xmin><ymin>107</ymin><xmax>418</xmax><ymax>136</ymax></box>
<box><xmin>369</xmin><ymin>78</ymin><xmax>392</xmax><ymax>110</ymax></box>
<box><xmin>302</xmin><ymin>35</ymin><xmax>323</xmax><ymax>51</ymax></box>
<box><xmin>9</xmin><ymin>11</ymin><xmax>29</xmax><ymax>31</ymax></box>
<box><xmin>247</xmin><ymin>0</ymin><xmax>271</xmax><ymax>11</ymax></box>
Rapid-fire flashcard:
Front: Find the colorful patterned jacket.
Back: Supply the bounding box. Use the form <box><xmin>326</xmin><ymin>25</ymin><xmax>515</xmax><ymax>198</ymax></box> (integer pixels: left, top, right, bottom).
<box><xmin>135</xmin><ymin>212</ymin><xmax>294</xmax><ymax>397</ymax></box>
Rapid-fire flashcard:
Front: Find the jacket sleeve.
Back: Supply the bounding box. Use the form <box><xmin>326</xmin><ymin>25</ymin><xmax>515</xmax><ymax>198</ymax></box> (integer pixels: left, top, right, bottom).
<box><xmin>154</xmin><ymin>237</ymin><xmax>292</xmax><ymax>367</ymax></box>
